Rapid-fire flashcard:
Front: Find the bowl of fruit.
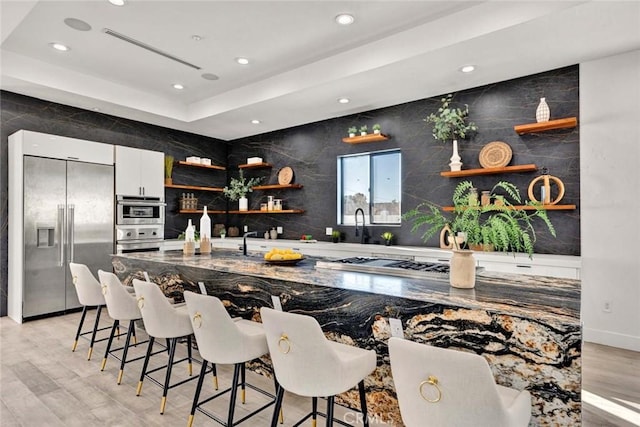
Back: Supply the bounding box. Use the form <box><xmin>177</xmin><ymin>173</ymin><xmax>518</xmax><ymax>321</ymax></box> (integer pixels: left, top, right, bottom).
<box><xmin>264</xmin><ymin>248</ymin><xmax>305</xmax><ymax>265</ymax></box>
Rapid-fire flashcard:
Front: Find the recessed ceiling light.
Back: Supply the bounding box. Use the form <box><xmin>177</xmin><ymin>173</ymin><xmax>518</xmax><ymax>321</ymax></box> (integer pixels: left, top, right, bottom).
<box><xmin>108</xmin><ymin>0</ymin><xmax>126</xmax><ymax>6</ymax></box>
<box><xmin>236</xmin><ymin>57</ymin><xmax>250</xmax><ymax>65</ymax></box>
<box><xmin>191</xmin><ymin>35</ymin><xmax>202</xmax><ymax>41</ymax></box>
<box><xmin>251</xmin><ymin>120</ymin><xmax>261</xmax><ymax>124</ymax></box>
<box><xmin>338</xmin><ymin>98</ymin><xmax>350</xmax><ymax>104</ymax></box>
<box><xmin>201</xmin><ymin>73</ymin><xmax>219</xmax><ymax>81</ymax></box>
<box><xmin>172</xmin><ymin>83</ymin><xmax>184</xmax><ymax>90</ymax></box>
<box><xmin>335</xmin><ymin>14</ymin><xmax>355</xmax><ymax>25</ymax></box>
<box><xmin>64</xmin><ymin>18</ymin><xmax>92</xmax><ymax>31</ymax></box>
<box><xmin>50</xmin><ymin>43</ymin><xmax>70</xmax><ymax>52</ymax></box>
<box><xmin>460</xmin><ymin>65</ymin><xmax>475</xmax><ymax>73</ymax></box>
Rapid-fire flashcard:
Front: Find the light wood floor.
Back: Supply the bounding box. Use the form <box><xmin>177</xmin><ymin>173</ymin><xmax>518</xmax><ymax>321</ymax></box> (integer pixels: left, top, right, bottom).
<box><xmin>1</xmin><ymin>311</ymin><xmax>639</xmax><ymax>426</ymax></box>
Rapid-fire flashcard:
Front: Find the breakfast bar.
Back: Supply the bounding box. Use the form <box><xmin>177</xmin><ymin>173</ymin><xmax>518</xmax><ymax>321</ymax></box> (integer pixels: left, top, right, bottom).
<box><xmin>112</xmin><ymin>250</ymin><xmax>581</xmax><ymax>426</ymax></box>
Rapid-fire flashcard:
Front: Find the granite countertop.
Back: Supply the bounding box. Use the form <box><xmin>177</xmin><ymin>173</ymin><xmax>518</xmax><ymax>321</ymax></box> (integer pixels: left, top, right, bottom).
<box><xmin>115</xmin><ymin>250</ymin><xmax>580</xmax><ymax>325</ymax></box>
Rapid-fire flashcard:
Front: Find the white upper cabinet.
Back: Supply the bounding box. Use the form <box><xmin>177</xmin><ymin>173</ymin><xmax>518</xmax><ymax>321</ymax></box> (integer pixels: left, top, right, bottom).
<box><xmin>115</xmin><ymin>146</ymin><xmax>164</xmax><ymax>198</ymax></box>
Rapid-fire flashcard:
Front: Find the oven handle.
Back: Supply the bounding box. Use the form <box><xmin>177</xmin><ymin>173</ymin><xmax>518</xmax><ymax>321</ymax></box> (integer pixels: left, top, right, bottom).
<box><xmin>117</xmin><ymin>201</ymin><xmax>167</xmax><ymax>207</ymax></box>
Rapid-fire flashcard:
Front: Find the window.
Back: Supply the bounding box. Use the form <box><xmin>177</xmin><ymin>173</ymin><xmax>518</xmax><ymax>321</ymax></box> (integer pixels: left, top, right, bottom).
<box><xmin>337</xmin><ymin>149</ymin><xmax>401</xmax><ymax>225</ymax></box>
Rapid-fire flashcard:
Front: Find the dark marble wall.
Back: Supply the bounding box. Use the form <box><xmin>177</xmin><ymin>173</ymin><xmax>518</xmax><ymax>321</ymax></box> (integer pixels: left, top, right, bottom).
<box><xmin>228</xmin><ymin>66</ymin><xmax>580</xmax><ymax>255</ymax></box>
<box><xmin>0</xmin><ymin>90</ymin><xmax>228</xmax><ymax>316</ymax></box>
<box><xmin>0</xmin><ymin>65</ymin><xmax>580</xmax><ymax>316</ymax></box>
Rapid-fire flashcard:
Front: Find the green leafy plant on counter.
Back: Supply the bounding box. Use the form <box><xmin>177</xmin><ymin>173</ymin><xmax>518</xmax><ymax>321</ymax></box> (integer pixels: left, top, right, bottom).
<box><xmin>359</xmin><ymin>125</ymin><xmax>368</xmax><ymax>134</ymax></box>
<box><xmin>222</xmin><ymin>169</ymin><xmax>262</xmax><ymax>201</ymax></box>
<box><xmin>372</xmin><ymin>123</ymin><xmax>382</xmax><ymax>133</ymax></box>
<box><xmin>178</xmin><ymin>229</ymin><xmax>200</xmax><ymax>241</ymax></box>
<box><xmin>424</xmin><ymin>94</ymin><xmax>478</xmax><ymax>141</ymax></box>
<box><xmin>381</xmin><ymin>231</ymin><xmax>394</xmax><ymax>243</ymax></box>
<box><xmin>348</xmin><ymin>126</ymin><xmax>358</xmax><ymax>135</ymax></box>
<box><xmin>403</xmin><ymin>180</ymin><xmax>556</xmax><ymax>258</ymax></box>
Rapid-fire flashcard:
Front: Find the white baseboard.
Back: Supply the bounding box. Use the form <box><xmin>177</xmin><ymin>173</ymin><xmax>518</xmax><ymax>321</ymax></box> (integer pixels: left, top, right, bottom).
<box><xmin>584</xmin><ymin>328</ymin><xmax>640</xmax><ymax>352</ymax></box>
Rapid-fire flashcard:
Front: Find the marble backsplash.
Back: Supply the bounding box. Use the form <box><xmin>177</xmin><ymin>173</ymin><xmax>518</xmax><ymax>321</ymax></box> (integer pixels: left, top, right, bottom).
<box><xmin>0</xmin><ymin>65</ymin><xmax>580</xmax><ymax>316</ymax></box>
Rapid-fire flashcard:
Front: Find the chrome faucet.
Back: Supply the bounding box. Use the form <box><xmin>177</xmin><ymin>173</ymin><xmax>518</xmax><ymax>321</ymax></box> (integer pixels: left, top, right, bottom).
<box><xmin>243</xmin><ymin>231</ymin><xmax>258</xmax><ymax>256</ymax></box>
<box><xmin>354</xmin><ymin>208</ymin><xmax>368</xmax><ymax>244</ymax></box>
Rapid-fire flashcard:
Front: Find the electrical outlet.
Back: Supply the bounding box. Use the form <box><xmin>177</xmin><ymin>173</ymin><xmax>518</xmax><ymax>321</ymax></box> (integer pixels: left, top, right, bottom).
<box><xmin>603</xmin><ymin>300</ymin><xmax>612</xmax><ymax>313</ymax></box>
<box><xmin>277</xmin><ymin>226</ymin><xmax>283</xmax><ymax>234</ymax></box>
<box><xmin>326</xmin><ymin>227</ymin><xmax>333</xmax><ymax>236</ymax></box>
<box><xmin>243</xmin><ymin>225</ymin><xmax>248</xmax><ymax>232</ymax></box>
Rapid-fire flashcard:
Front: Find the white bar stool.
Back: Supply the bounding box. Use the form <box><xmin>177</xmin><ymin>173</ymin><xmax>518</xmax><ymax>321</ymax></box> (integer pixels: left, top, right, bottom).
<box><xmin>260</xmin><ymin>307</ymin><xmax>376</xmax><ymax>427</ymax></box>
<box><xmin>133</xmin><ymin>279</ymin><xmax>203</xmax><ymax>414</ymax></box>
<box><xmin>184</xmin><ymin>291</ymin><xmax>279</xmax><ymax>427</ymax></box>
<box><xmin>97</xmin><ymin>270</ymin><xmax>147</xmax><ymax>384</ymax></box>
<box><xmin>68</xmin><ymin>262</ymin><xmax>112</xmax><ymax>360</ymax></box>
<box><xmin>388</xmin><ymin>337</ymin><xmax>532</xmax><ymax>427</ymax></box>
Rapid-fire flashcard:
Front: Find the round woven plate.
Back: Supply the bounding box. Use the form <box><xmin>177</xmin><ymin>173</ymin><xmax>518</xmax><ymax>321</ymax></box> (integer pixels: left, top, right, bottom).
<box><xmin>278</xmin><ymin>166</ymin><xmax>294</xmax><ymax>185</ymax></box>
<box><xmin>479</xmin><ymin>141</ymin><xmax>512</xmax><ymax>168</ymax></box>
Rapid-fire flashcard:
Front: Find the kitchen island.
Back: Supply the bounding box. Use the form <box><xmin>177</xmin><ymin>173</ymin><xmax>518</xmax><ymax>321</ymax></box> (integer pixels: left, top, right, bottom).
<box><xmin>112</xmin><ymin>250</ymin><xmax>581</xmax><ymax>426</ymax></box>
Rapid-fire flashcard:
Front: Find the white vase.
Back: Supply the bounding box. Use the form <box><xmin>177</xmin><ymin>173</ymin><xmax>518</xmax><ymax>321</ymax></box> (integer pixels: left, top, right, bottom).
<box><xmin>536</xmin><ymin>97</ymin><xmax>550</xmax><ymax>123</ymax></box>
<box><xmin>238</xmin><ymin>196</ymin><xmax>248</xmax><ymax>211</ymax></box>
<box><xmin>449</xmin><ymin>139</ymin><xmax>462</xmax><ymax>171</ymax></box>
<box><xmin>449</xmin><ymin>249</ymin><xmax>476</xmax><ymax>289</ymax></box>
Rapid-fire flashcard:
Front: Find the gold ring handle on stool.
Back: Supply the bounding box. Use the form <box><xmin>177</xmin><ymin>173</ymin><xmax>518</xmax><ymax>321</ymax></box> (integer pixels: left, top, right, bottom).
<box><xmin>419</xmin><ymin>376</ymin><xmax>442</xmax><ymax>403</ymax></box>
<box><xmin>72</xmin><ymin>275</ymin><xmax>78</xmax><ymax>285</ymax></box>
<box><xmin>527</xmin><ymin>174</ymin><xmax>565</xmax><ymax>205</ymax></box>
<box><xmin>192</xmin><ymin>312</ymin><xmax>202</xmax><ymax>329</ymax></box>
<box><xmin>136</xmin><ymin>296</ymin><xmax>144</xmax><ymax>309</ymax></box>
<box><xmin>101</xmin><ymin>284</ymin><xmax>107</xmax><ymax>295</ymax></box>
<box><xmin>278</xmin><ymin>334</ymin><xmax>291</xmax><ymax>354</ymax></box>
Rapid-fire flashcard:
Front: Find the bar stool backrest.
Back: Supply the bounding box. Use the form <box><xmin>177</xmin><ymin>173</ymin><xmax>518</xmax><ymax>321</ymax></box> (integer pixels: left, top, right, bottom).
<box><xmin>69</xmin><ymin>262</ymin><xmax>105</xmax><ymax>306</ymax></box>
<box><xmin>260</xmin><ymin>307</ymin><xmax>342</xmax><ymax>397</ymax></box>
<box><xmin>132</xmin><ymin>279</ymin><xmax>191</xmax><ymax>339</ymax></box>
<box><xmin>98</xmin><ymin>270</ymin><xmax>140</xmax><ymax>321</ymax></box>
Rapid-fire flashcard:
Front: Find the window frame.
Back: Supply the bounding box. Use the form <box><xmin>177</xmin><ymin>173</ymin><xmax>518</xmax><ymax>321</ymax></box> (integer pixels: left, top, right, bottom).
<box><xmin>337</xmin><ymin>148</ymin><xmax>402</xmax><ymax>226</ymax></box>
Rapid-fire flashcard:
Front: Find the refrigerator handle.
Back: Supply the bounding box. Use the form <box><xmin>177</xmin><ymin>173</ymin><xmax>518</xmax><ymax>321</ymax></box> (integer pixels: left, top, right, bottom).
<box><xmin>68</xmin><ymin>204</ymin><xmax>75</xmax><ymax>262</ymax></box>
<box><xmin>58</xmin><ymin>204</ymin><xmax>65</xmax><ymax>267</ymax></box>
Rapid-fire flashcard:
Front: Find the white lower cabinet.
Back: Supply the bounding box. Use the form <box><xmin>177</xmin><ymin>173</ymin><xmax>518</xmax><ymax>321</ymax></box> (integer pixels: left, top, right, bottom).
<box><xmin>476</xmin><ymin>260</ymin><xmax>580</xmax><ymax>279</ymax></box>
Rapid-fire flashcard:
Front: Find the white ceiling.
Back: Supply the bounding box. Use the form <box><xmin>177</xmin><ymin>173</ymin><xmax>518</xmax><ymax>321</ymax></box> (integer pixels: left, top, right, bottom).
<box><xmin>1</xmin><ymin>1</ymin><xmax>639</xmax><ymax>141</ymax></box>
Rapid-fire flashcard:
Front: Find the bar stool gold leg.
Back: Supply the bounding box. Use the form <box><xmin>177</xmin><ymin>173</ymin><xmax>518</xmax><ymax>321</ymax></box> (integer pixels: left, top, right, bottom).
<box><xmin>117</xmin><ymin>369</ymin><xmax>124</xmax><ymax>385</ymax></box>
<box><xmin>72</xmin><ymin>340</ymin><xmax>78</xmax><ymax>352</ymax></box>
<box><xmin>279</xmin><ymin>408</ymin><xmax>284</xmax><ymax>424</ymax></box>
<box><xmin>213</xmin><ymin>375</ymin><xmax>219</xmax><ymax>390</ymax></box>
<box><xmin>187</xmin><ymin>414</ymin><xmax>195</xmax><ymax>427</ymax></box>
<box><xmin>188</xmin><ymin>362</ymin><xmax>193</xmax><ymax>376</ymax></box>
<box><xmin>136</xmin><ymin>381</ymin><xmax>144</xmax><ymax>396</ymax></box>
<box><xmin>160</xmin><ymin>396</ymin><xmax>167</xmax><ymax>414</ymax></box>
<box><xmin>100</xmin><ymin>358</ymin><xmax>107</xmax><ymax>371</ymax></box>
<box><xmin>87</xmin><ymin>347</ymin><xmax>93</xmax><ymax>361</ymax></box>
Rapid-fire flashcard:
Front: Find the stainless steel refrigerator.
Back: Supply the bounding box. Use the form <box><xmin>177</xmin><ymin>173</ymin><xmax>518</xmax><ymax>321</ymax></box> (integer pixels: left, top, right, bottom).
<box><xmin>22</xmin><ymin>156</ymin><xmax>114</xmax><ymax>318</ymax></box>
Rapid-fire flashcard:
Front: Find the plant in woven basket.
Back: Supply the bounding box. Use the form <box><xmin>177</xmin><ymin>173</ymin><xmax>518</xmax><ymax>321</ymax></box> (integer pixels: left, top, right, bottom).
<box><xmin>403</xmin><ymin>180</ymin><xmax>556</xmax><ymax>258</ymax></box>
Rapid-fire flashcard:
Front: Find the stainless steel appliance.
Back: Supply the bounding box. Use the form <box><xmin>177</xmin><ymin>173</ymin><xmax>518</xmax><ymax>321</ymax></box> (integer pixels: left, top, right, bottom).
<box><xmin>115</xmin><ymin>224</ymin><xmax>164</xmax><ymax>253</ymax></box>
<box><xmin>22</xmin><ymin>156</ymin><xmax>114</xmax><ymax>318</ymax></box>
<box><xmin>116</xmin><ymin>195</ymin><xmax>165</xmax><ymax>225</ymax></box>
<box><xmin>115</xmin><ymin>196</ymin><xmax>165</xmax><ymax>253</ymax></box>
<box><xmin>315</xmin><ymin>257</ymin><xmax>457</xmax><ymax>280</ymax></box>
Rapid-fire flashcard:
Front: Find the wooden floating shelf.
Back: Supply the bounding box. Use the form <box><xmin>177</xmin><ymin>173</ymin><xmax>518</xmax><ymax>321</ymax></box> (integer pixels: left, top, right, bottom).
<box><xmin>176</xmin><ymin>161</ymin><xmax>226</xmax><ymax>171</ymax></box>
<box><xmin>443</xmin><ymin>204</ymin><xmax>576</xmax><ymax>212</ymax></box>
<box><xmin>342</xmin><ymin>134</ymin><xmax>389</xmax><ymax>144</ymax></box>
<box><xmin>252</xmin><ymin>184</ymin><xmax>303</xmax><ymax>190</ymax></box>
<box><xmin>238</xmin><ymin>162</ymin><xmax>272</xmax><ymax>169</ymax></box>
<box><xmin>441</xmin><ymin>164</ymin><xmax>538</xmax><ymax>178</ymax></box>
<box><xmin>165</xmin><ymin>184</ymin><xmax>224</xmax><ymax>192</ymax></box>
<box><xmin>179</xmin><ymin>209</ymin><xmax>226</xmax><ymax>214</ymax></box>
<box><xmin>514</xmin><ymin>117</ymin><xmax>577</xmax><ymax>135</ymax></box>
<box><xmin>227</xmin><ymin>209</ymin><xmax>305</xmax><ymax>214</ymax></box>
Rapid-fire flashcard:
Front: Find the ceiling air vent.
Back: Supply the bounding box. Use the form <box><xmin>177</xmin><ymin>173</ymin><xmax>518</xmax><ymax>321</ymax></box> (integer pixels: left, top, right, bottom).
<box><xmin>102</xmin><ymin>28</ymin><xmax>201</xmax><ymax>70</ymax></box>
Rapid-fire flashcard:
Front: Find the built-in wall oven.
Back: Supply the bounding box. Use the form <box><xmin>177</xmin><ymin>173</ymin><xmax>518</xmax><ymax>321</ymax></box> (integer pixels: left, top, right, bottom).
<box><xmin>116</xmin><ymin>196</ymin><xmax>165</xmax><ymax>253</ymax></box>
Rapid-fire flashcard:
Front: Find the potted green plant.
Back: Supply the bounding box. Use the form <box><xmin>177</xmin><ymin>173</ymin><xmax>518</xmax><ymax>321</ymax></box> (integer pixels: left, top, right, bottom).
<box><xmin>403</xmin><ymin>180</ymin><xmax>556</xmax><ymax>288</ymax></box>
<box><xmin>424</xmin><ymin>94</ymin><xmax>478</xmax><ymax>171</ymax></box>
<box><xmin>372</xmin><ymin>123</ymin><xmax>382</xmax><ymax>135</ymax></box>
<box><xmin>164</xmin><ymin>155</ymin><xmax>174</xmax><ymax>185</ymax></box>
<box><xmin>381</xmin><ymin>231</ymin><xmax>394</xmax><ymax>246</ymax></box>
<box><xmin>359</xmin><ymin>125</ymin><xmax>368</xmax><ymax>136</ymax></box>
<box><xmin>348</xmin><ymin>126</ymin><xmax>357</xmax><ymax>138</ymax></box>
<box><xmin>331</xmin><ymin>230</ymin><xmax>341</xmax><ymax>243</ymax></box>
<box><xmin>223</xmin><ymin>170</ymin><xmax>262</xmax><ymax>211</ymax></box>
